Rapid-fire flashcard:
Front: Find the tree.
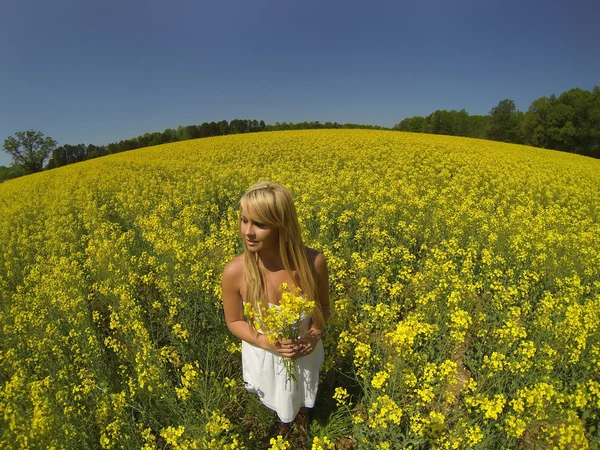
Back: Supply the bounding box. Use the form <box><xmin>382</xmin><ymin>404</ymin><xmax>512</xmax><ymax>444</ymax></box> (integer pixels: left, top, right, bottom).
<box><xmin>467</xmin><ymin>115</ymin><xmax>490</xmax><ymax>139</ymax></box>
<box><xmin>207</xmin><ymin>121</ymin><xmax>219</xmax><ymax>136</ymax></box>
<box><xmin>217</xmin><ymin>120</ymin><xmax>230</xmax><ymax>135</ymax></box>
<box><xmin>426</xmin><ymin>110</ymin><xmax>454</xmax><ymax>135</ymax></box>
<box><xmin>453</xmin><ymin>109</ymin><xmax>470</xmax><ymax>136</ymax></box>
<box><xmin>85</xmin><ymin>144</ymin><xmax>107</xmax><ymax>160</ymax></box>
<box><xmin>589</xmin><ymin>86</ymin><xmax>600</xmax><ymax>158</ymax></box>
<box><xmin>159</xmin><ymin>128</ymin><xmax>175</xmax><ymax>144</ymax></box>
<box><xmin>2</xmin><ymin>130</ymin><xmax>57</xmax><ymax>173</ymax></box>
<box><xmin>521</xmin><ymin>96</ymin><xmax>552</xmax><ymax>148</ymax></box>
<box><xmin>488</xmin><ymin>99</ymin><xmax>522</xmax><ymax>143</ymax></box>
<box><xmin>181</xmin><ymin>125</ymin><xmax>201</xmax><ymax>141</ymax></box>
<box><xmin>0</xmin><ymin>164</ymin><xmax>27</xmax><ymax>183</ymax></box>
<box><xmin>394</xmin><ymin>116</ymin><xmax>426</xmax><ymax>132</ymax></box>
<box><xmin>46</xmin><ymin>143</ymin><xmax>87</xmax><ymax>169</ymax></box>
<box><xmin>229</xmin><ymin>119</ymin><xmax>248</xmax><ymax>134</ymax></box>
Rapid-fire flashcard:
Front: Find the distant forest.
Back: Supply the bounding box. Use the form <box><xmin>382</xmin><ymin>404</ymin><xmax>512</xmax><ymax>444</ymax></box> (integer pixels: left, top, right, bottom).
<box><xmin>394</xmin><ymin>86</ymin><xmax>600</xmax><ymax>158</ymax></box>
<box><xmin>0</xmin><ymin>121</ymin><xmax>384</xmax><ymax>182</ymax></box>
<box><xmin>1</xmin><ymin>86</ymin><xmax>598</xmax><ymax>183</ymax></box>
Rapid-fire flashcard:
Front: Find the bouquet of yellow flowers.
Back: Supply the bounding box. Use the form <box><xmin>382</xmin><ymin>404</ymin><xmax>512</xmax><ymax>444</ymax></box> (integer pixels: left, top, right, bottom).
<box><xmin>244</xmin><ymin>283</ymin><xmax>315</xmax><ymax>389</ymax></box>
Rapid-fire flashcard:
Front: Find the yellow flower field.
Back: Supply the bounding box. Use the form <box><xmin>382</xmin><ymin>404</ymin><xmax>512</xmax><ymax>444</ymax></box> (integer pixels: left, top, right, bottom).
<box><xmin>1</xmin><ymin>129</ymin><xmax>599</xmax><ymax>449</ymax></box>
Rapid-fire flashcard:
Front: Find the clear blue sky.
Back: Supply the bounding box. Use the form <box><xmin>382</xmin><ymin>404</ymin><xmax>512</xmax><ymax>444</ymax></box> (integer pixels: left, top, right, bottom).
<box><xmin>1</xmin><ymin>0</ymin><xmax>598</xmax><ymax>167</ymax></box>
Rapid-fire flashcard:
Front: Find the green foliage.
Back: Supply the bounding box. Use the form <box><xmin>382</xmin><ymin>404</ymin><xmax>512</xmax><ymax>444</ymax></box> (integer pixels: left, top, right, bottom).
<box><xmin>488</xmin><ymin>99</ymin><xmax>522</xmax><ymax>143</ymax></box>
<box><xmin>395</xmin><ymin>85</ymin><xmax>600</xmax><ymax>157</ymax></box>
<box><xmin>46</xmin><ymin>144</ymin><xmax>88</xmax><ymax>169</ymax></box>
<box><xmin>0</xmin><ymin>164</ymin><xmax>28</xmax><ymax>183</ymax></box>
<box><xmin>2</xmin><ymin>130</ymin><xmax>57</xmax><ymax>174</ymax></box>
<box><xmin>394</xmin><ymin>109</ymin><xmax>489</xmax><ymax>139</ymax></box>
<box><xmin>521</xmin><ymin>87</ymin><xmax>600</xmax><ymax>157</ymax></box>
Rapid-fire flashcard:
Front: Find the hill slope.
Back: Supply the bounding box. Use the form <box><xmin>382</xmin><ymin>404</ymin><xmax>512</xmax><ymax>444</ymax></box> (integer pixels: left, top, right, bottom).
<box><xmin>1</xmin><ymin>129</ymin><xmax>599</xmax><ymax>449</ymax></box>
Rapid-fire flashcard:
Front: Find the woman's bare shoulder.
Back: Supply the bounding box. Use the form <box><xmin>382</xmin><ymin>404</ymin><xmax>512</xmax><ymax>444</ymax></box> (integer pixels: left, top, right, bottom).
<box><xmin>305</xmin><ymin>247</ymin><xmax>326</xmax><ymax>268</ymax></box>
<box><xmin>222</xmin><ymin>254</ymin><xmax>244</xmax><ymax>282</ymax></box>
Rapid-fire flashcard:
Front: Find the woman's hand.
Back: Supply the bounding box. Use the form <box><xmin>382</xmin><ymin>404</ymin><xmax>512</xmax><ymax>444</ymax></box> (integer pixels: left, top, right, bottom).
<box><xmin>257</xmin><ymin>334</ymin><xmax>296</xmax><ymax>358</ymax></box>
<box><xmin>287</xmin><ymin>329</ymin><xmax>322</xmax><ymax>360</ymax></box>
<box><xmin>258</xmin><ymin>331</ymin><xmax>321</xmax><ymax>359</ymax></box>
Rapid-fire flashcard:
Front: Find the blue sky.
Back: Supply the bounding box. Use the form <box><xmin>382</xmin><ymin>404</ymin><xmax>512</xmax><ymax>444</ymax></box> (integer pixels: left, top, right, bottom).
<box><xmin>1</xmin><ymin>0</ymin><xmax>598</xmax><ymax>167</ymax></box>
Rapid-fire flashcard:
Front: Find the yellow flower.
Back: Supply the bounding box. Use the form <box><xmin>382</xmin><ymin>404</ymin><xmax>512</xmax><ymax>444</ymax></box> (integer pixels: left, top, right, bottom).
<box><xmin>465</xmin><ymin>425</ymin><xmax>484</xmax><ymax>446</ymax></box>
<box><xmin>333</xmin><ymin>387</ymin><xmax>350</xmax><ymax>406</ymax></box>
<box><xmin>269</xmin><ymin>435</ymin><xmax>291</xmax><ymax>450</ymax></box>
<box><xmin>3</xmin><ymin>128</ymin><xmax>600</xmax><ymax>447</ymax></box>
<box><xmin>371</xmin><ymin>363</ymin><xmax>394</xmax><ymax>390</ymax></box>
<box><xmin>246</xmin><ymin>284</ymin><xmax>315</xmax><ymax>387</ymax></box>
<box><xmin>368</xmin><ymin>394</ymin><xmax>403</xmax><ymax>430</ymax></box>
<box><xmin>160</xmin><ymin>425</ymin><xmax>185</xmax><ymax>446</ymax></box>
<box><xmin>205</xmin><ymin>411</ymin><xmax>232</xmax><ymax>436</ymax></box>
<box><xmin>311</xmin><ymin>436</ymin><xmax>335</xmax><ymax>450</ymax></box>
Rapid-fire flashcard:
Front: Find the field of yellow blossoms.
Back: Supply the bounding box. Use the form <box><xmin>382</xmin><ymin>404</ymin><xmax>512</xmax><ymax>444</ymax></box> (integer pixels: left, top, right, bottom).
<box><xmin>1</xmin><ymin>129</ymin><xmax>599</xmax><ymax>449</ymax></box>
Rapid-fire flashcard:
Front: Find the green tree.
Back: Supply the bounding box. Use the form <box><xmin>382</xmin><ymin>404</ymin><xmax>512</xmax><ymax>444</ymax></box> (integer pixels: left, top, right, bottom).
<box><xmin>85</xmin><ymin>144</ymin><xmax>107</xmax><ymax>159</ymax></box>
<box><xmin>2</xmin><ymin>130</ymin><xmax>57</xmax><ymax>173</ymax></box>
<box><xmin>555</xmin><ymin>87</ymin><xmax>598</xmax><ymax>156</ymax></box>
<box><xmin>229</xmin><ymin>119</ymin><xmax>248</xmax><ymax>134</ymax></box>
<box><xmin>46</xmin><ymin>143</ymin><xmax>87</xmax><ymax>169</ymax></box>
<box><xmin>159</xmin><ymin>128</ymin><xmax>175</xmax><ymax>144</ymax></box>
<box><xmin>452</xmin><ymin>109</ymin><xmax>470</xmax><ymax>136</ymax></box>
<box><xmin>426</xmin><ymin>110</ymin><xmax>455</xmax><ymax>135</ymax></box>
<box><xmin>466</xmin><ymin>115</ymin><xmax>489</xmax><ymax>139</ymax></box>
<box><xmin>175</xmin><ymin>125</ymin><xmax>201</xmax><ymax>141</ymax></box>
<box><xmin>394</xmin><ymin>116</ymin><xmax>426</xmax><ymax>132</ymax></box>
<box><xmin>589</xmin><ymin>86</ymin><xmax>600</xmax><ymax>157</ymax></box>
<box><xmin>521</xmin><ymin>96</ymin><xmax>553</xmax><ymax>148</ymax></box>
<box><xmin>207</xmin><ymin>121</ymin><xmax>219</xmax><ymax>136</ymax></box>
<box><xmin>217</xmin><ymin>120</ymin><xmax>230</xmax><ymax>135</ymax></box>
<box><xmin>0</xmin><ymin>164</ymin><xmax>28</xmax><ymax>183</ymax></box>
<box><xmin>488</xmin><ymin>99</ymin><xmax>522</xmax><ymax>143</ymax></box>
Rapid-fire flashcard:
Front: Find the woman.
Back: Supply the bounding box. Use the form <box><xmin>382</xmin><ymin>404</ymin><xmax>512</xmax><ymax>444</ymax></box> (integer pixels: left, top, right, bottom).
<box><xmin>221</xmin><ymin>181</ymin><xmax>330</xmax><ymax>439</ymax></box>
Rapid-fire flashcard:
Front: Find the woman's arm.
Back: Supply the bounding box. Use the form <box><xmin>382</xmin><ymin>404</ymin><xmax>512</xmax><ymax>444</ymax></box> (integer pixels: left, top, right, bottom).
<box><xmin>288</xmin><ymin>251</ymin><xmax>330</xmax><ymax>359</ymax></box>
<box><xmin>311</xmin><ymin>251</ymin><xmax>330</xmax><ymax>334</ymax></box>
<box><xmin>221</xmin><ymin>259</ymin><xmax>296</xmax><ymax>358</ymax></box>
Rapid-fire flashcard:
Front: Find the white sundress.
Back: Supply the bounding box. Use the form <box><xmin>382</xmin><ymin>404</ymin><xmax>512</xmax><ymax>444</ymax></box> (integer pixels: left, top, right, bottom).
<box><xmin>241</xmin><ymin>302</ymin><xmax>325</xmax><ymax>423</ymax></box>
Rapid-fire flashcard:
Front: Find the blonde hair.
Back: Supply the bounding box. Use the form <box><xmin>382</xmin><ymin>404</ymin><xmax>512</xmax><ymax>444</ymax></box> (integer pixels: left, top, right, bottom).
<box><xmin>240</xmin><ymin>181</ymin><xmax>324</xmax><ymax>331</ymax></box>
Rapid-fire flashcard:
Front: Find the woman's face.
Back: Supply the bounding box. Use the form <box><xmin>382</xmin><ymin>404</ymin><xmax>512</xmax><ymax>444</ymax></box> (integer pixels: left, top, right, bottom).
<box><xmin>240</xmin><ymin>210</ymin><xmax>279</xmax><ymax>253</ymax></box>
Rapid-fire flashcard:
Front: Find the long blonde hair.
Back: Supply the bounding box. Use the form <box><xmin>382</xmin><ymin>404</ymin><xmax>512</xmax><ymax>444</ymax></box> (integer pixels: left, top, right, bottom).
<box><xmin>240</xmin><ymin>181</ymin><xmax>325</xmax><ymax>331</ymax></box>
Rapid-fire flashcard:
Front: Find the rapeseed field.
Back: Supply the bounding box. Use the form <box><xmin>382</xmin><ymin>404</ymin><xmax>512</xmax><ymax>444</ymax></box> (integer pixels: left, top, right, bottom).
<box><xmin>1</xmin><ymin>129</ymin><xmax>599</xmax><ymax>449</ymax></box>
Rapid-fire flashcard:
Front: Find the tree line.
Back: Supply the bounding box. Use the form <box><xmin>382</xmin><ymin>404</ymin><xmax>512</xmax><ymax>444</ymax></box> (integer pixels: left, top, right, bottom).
<box><xmin>0</xmin><ymin>120</ymin><xmax>385</xmax><ymax>182</ymax></box>
<box><xmin>2</xmin><ymin>86</ymin><xmax>598</xmax><ymax>183</ymax></box>
<box><xmin>393</xmin><ymin>86</ymin><xmax>600</xmax><ymax>158</ymax></box>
